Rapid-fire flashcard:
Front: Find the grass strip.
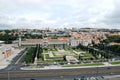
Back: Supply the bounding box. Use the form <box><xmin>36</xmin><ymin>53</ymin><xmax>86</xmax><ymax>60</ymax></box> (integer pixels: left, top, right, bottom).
<box><xmin>62</xmin><ymin>63</ymin><xmax>104</xmax><ymax>67</ymax></box>
<box><xmin>109</xmin><ymin>62</ymin><xmax>120</xmax><ymax>65</ymax></box>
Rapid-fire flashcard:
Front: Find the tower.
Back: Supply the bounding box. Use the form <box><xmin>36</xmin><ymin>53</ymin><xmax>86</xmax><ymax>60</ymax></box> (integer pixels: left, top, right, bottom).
<box><xmin>34</xmin><ymin>56</ymin><xmax>38</xmax><ymax>65</ymax></box>
<box><xmin>18</xmin><ymin>34</ymin><xmax>21</xmax><ymax>47</ymax></box>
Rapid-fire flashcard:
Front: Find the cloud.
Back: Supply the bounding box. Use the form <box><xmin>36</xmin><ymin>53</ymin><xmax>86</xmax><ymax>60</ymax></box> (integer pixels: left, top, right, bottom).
<box><xmin>0</xmin><ymin>24</ymin><xmax>13</xmax><ymax>30</ymax></box>
<box><xmin>103</xmin><ymin>1</ymin><xmax>120</xmax><ymax>22</ymax></box>
<box><xmin>97</xmin><ymin>0</ymin><xmax>120</xmax><ymax>29</ymax></box>
<box><xmin>0</xmin><ymin>0</ymin><xmax>120</xmax><ymax>29</ymax></box>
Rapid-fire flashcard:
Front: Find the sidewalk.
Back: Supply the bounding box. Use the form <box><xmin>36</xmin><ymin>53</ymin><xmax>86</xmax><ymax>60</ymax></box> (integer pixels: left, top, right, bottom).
<box><xmin>21</xmin><ymin>62</ymin><xmax>120</xmax><ymax>70</ymax></box>
<box><xmin>0</xmin><ymin>49</ymin><xmax>23</xmax><ymax>69</ymax></box>
<box><xmin>104</xmin><ymin>75</ymin><xmax>120</xmax><ymax>80</ymax></box>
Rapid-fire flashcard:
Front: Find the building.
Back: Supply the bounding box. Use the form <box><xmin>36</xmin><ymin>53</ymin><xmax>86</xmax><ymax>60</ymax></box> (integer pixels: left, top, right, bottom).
<box><xmin>66</xmin><ymin>56</ymin><xmax>79</xmax><ymax>62</ymax></box>
<box><xmin>20</xmin><ymin>37</ymin><xmax>70</xmax><ymax>48</ymax></box>
<box><xmin>17</xmin><ymin>32</ymin><xmax>93</xmax><ymax>48</ymax></box>
<box><xmin>70</xmin><ymin>32</ymin><xmax>92</xmax><ymax>47</ymax></box>
<box><xmin>0</xmin><ymin>45</ymin><xmax>14</xmax><ymax>60</ymax></box>
<box><xmin>0</xmin><ymin>41</ymin><xmax>5</xmax><ymax>44</ymax></box>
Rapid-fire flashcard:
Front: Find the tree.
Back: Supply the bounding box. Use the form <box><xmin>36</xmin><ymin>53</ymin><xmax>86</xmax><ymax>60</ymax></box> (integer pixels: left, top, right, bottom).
<box><xmin>24</xmin><ymin>47</ymin><xmax>37</xmax><ymax>63</ymax></box>
<box><xmin>63</xmin><ymin>55</ymin><xmax>66</xmax><ymax>61</ymax></box>
<box><xmin>0</xmin><ymin>33</ymin><xmax>17</xmax><ymax>44</ymax></box>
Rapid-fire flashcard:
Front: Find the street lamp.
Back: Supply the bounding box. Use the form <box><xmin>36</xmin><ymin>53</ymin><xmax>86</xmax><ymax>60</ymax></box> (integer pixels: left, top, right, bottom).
<box><xmin>8</xmin><ymin>71</ymin><xmax>10</xmax><ymax>80</ymax></box>
<box><xmin>96</xmin><ymin>49</ymin><xmax>99</xmax><ymax>75</ymax></box>
<box><xmin>94</xmin><ymin>48</ymin><xmax>99</xmax><ymax>76</ymax></box>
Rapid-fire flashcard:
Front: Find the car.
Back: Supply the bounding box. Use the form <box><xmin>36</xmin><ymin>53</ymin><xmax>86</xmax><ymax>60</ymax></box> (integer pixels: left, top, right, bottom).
<box><xmin>77</xmin><ymin>62</ymin><xmax>81</xmax><ymax>64</ymax></box>
<box><xmin>90</xmin><ymin>77</ymin><xmax>96</xmax><ymax>80</ymax></box>
<box><xmin>110</xmin><ymin>72</ymin><xmax>114</xmax><ymax>75</ymax></box>
<box><xmin>74</xmin><ymin>78</ymin><xmax>81</xmax><ymax>80</ymax></box>
<box><xmin>96</xmin><ymin>76</ymin><xmax>104</xmax><ymax>80</ymax></box>
<box><xmin>30</xmin><ymin>79</ymin><xmax>35</xmax><ymax>80</ymax></box>
<box><xmin>107</xmin><ymin>67</ymin><xmax>111</xmax><ymax>69</ymax></box>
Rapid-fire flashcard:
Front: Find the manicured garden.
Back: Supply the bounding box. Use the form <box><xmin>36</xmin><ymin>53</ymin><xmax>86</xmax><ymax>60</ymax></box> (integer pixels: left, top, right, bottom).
<box><xmin>25</xmin><ymin>46</ymin><xmax>107</xmax><ymax>66</ymax></box>
<box><xmin>38</xmin><ymin>47</ymin><xmax>101</xmax><ymax>63</ymax></box>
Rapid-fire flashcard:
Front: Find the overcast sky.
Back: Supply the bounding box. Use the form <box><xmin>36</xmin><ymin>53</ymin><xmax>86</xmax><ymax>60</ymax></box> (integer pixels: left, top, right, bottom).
<box><xmin>0</xmin><ymin>0</ymin><xmax>120</xmax><ymax>29</ymax></box>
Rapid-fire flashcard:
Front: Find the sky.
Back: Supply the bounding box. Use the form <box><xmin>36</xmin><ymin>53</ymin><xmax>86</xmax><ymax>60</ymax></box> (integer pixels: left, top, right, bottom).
<box><xmin>0</xmin><ymin>0</ymin><xmax>120</xmax><ymax>29</ymax></box>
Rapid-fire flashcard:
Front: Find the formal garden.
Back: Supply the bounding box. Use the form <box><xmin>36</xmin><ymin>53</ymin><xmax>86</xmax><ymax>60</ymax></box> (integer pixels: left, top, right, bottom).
<box><xmin>22</xmin><ymin>43</ymin><xmax>120</xmax><ymax>70</ymax></box>
<box><xmin>24</xmin><ymin>43</ymin><xmax>117</xmax><ymax>67</ymax></box>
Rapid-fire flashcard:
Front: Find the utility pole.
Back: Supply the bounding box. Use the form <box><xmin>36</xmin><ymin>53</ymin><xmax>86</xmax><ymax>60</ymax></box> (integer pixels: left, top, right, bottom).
<box><xmin>8</xmin><ymin>71</ymin><xmax>10</xmax><ymax>80</ymax></box>
<box><xmin>18</xmin><ymin>32</ymin><xmax>22</xmax><ymax>49</ymax></box>
<box><xmin>34</xmin><ymin>44</ymin><xmax>38</xmax><ymax>65</ymax></box>
<box><xmin>94</xmin><ymin>48</ymin><xmax>98</xmax><ymax>76</ymax></box>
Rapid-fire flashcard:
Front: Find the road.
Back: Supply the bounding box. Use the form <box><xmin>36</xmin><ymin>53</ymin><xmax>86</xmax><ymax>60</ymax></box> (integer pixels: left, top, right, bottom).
<box><xmin>0</xmin><ymin>66</ymin><xmax>120</xmax><ymax>79</ymax></box>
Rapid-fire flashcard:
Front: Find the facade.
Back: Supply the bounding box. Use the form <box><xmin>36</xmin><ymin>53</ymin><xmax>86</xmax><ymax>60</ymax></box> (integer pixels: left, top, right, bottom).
<box><xmin>70</xmin><ymin>38</ymin><xmax>92</xmax><ymax>47</ymax></box>
<box><xmin>17</xmin><ymin>30</ymin><xmax>108</xmax><ymax>48</ymax></box>
<box><xmin>20</xmin><ymin>37</ymin><xmax>70</xmax><ymax>48</ymax></box>
<box><xmin>18</xmin><ymin>32</ymin><xmax>93</xmax><ymax>48</ymax></box>
<box><xmin>70</xmin><ymin>32</ymin><xmax>92</xmax><ymax>47</ymax></box>
<box><xmin>16</xmin><ymin>28</ymin><xmax>110</xmax><ymax>48</ymax></box>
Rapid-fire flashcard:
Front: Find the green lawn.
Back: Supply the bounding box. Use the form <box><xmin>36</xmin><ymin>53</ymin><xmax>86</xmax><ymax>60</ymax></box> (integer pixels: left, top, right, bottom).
<box><xmin>83</xmin><ymin>53</ymin><xmax>93</xmax><ymax>57</ymax></box>
<box><xmin>38</xmin><ymin>60</ymin><xmax>56</xmax><ymax>63</ymax></box>
<box><xmin>43</xmin><ymin>50</ymin><xmax>48</xmax><ymax>53</ymax></box>
<box><xmin>74</xmin><ymin>49</ymin><xmax>84</xmax><ymax>52</ymax></box>
<box><xmin>42</xmin><ymin>48</ymin><xmax>99</xmax><ymax>64</ymax></box>
<box><xmin>109</xmin><ymin>62</ymin><xmax>120</xmax><ymax>65</ymax></box>
<box><xmin>52</xmin><ymin>50</ymin><xmax>77</xmax><ymax>57</ymax></box>
<box><xmin>62</xmin><ymin>63</ymin><xmax>104</xmax><ymax>67</ymax></box>
<box><xmin>55</xmin><ymin>53</ymin><xmax>75</xmax><ymax>57</ymax></box>
<box><xmin>45</xmin><ymin>54</ymin><xmax>49</xmax><ymax>58</ymax></box>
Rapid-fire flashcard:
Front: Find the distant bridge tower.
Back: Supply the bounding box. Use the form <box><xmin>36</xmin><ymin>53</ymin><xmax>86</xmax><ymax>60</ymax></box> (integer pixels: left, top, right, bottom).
<box><xmin>34</xmin><ymin>44</ymin><xmax>38</xmax><ymax>65</ymax></box>
<box><xmin>34</xmin><ymin>56</ymin><xmax>38</xmax><ymax>65</ymax></box>
<box><xmin>18</xmin><ymin>34</ymin><xmax>21</xmax><ymax>47</ymax></box>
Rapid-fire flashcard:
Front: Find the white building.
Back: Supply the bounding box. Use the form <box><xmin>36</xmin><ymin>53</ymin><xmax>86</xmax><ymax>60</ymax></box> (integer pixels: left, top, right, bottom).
<box><xmin>0</xmin><ymin>41</ymin><xmax>5</xmax><ymax>44</ymax></box>
<box><xmin>66</xmin><ymin>56</ymin><xmax>78</xmax><ymax>62</ymax></box>
<box><xmin>70</xmin><ymin>37</ymin><xmax>92</xmax><ymax>47</ymax></box>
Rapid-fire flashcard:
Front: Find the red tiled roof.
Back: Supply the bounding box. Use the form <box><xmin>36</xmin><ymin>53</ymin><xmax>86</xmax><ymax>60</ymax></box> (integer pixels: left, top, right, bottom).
<box><xmin>21</xmin><ymin>38</ymin><xmax>69</xmax><ymax>43</ymax></box>
<box><xmin>21</xmin><ymin>39</ymin><xmax>42</xmax><ymax>43</ymax></box>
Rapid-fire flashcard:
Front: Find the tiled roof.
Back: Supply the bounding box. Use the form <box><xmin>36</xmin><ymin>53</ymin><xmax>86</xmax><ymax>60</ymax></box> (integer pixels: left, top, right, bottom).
<box><xmin>21</xmin><ymin>39</ymin><xmax>42</xmax><ymax>43</ymax></box>
<box><xmin>21</xmin><ymin>37</ymin><xmax>69</xmax><ymax>43</ymax></box>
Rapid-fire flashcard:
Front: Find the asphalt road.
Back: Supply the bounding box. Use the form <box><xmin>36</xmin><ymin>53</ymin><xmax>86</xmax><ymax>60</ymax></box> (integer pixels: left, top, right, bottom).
<box><xmin>0</xmin><ymin>66</ymin><xmax>120</xmax><ymax>79</ymax></box>
<box><xmin>0</xmin><ymin>75</ymin><xmax>82</xmax><ymax>80</ymax></box>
